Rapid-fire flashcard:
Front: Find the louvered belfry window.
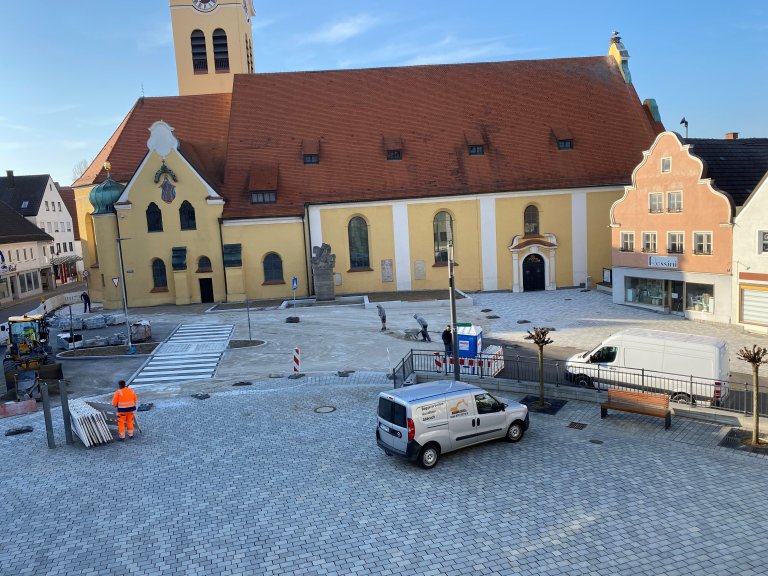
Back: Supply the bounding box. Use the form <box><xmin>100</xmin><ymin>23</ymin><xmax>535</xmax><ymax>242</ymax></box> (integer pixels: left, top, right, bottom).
<box><xmin>213</xmin><ymin>29</ymin><xmax>229</xmax><ymax>72</ymax></box>
<box><xmin>191</xmin><ymin>30</ymin><xmax>208</xmax><ymax>73</ymax></box>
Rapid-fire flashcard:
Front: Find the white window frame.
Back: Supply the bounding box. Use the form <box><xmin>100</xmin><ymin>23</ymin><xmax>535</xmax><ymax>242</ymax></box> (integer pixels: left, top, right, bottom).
<box><xmin>667</xmin><ymin>190</ymin><xmax>683</xmax><ymax>213</ymax></box>
<box><xmin>758</xmin><ymin>231</ymin><xmax>768</xmax><ymax>254</ymax></box>
<box><xmin>620</xmin><ymin>232</ymin><xmax>635</xmax><ymax>252</ymax></box>
<box><xmin>648</xmin><ymin>192</ymin><xmax>663</xmax><ymax>213</ymax></box>
<box><xmin>667</xmin><ymin>231</ymin><xmax>684</xmax><ymax>254</ymax></box>
<box><xmin>642</xmin><ymin>231</ymin><xmax>657</xmax><ymax>253</ymax></box>
<box><xmin>693</xmin><ymin>231</ymin><xmax>712</xmax><ymax>255</ymax></box>
<box><xmin>66</xmin><ymin>222</ymin><xmax>72</xmax><ymax>232</ymax></box>
<box><xmin>661</xmin><ymin>157</ymin><xmax>672</xmax><ymax>173</ymax></box>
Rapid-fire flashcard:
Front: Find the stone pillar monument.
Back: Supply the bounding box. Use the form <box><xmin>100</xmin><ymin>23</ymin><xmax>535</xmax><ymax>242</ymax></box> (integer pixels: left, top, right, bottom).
<box><xmin>311</xmin><ymin>243</ymin><xmax>336</xmax><ymax>301</ymax></box>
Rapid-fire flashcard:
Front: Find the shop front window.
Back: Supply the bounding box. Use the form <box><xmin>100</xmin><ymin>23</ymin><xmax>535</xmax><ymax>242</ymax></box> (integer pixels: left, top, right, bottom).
<box><xmin>686</xmin><ymin>283</ymin><xmax>714</xmax><ymax>313</ymax></box>
<box><xmin>624</xmin><ymin>277</ymin><xmax>665</xmax><ymax>306</ymax></box>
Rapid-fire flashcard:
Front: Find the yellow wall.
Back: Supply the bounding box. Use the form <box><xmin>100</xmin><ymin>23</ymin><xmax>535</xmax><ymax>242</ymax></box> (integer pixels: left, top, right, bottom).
<box><xmin>587</xmin><ymin>190</ymin><xmax>623</xmax><ymax>284</ymax></box>
<box><xmin>318</xmin><ymin>205</ymin><xmax>396</xmax><ymax>294</ymax></box>
<box><xmin>494</xmin><ymin>194</ymin><xmax>574</xmax><ymax>289</ymax></box>
<box><xmin>407</xmin><ymin>201</ymin><xmax>482</xmax><ymax>292</ymax></box>
<box><xmin>222</xmin><ymin>221</ymin><xmax>308</xmax><ymax>301</ymax></box>
<box><xmin>170</xmin><ymin>0</ymin><xmax>253</xmax><ymax>96</ymax></box>
<box><xmin>115</xmin><ymin>150</ymin><xmax>225</xmax><ymax>308</ymax></box>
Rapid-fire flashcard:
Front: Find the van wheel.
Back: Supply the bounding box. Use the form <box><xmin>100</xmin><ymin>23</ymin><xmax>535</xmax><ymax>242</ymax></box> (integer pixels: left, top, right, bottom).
<box><xmin>418</xmin><ymin>444</ymin><xmax>440</xmax><ymax>469</ymax></box>
<box><xmin>670</xmin><ymin>392</ymin><xmax>694</xmax><ymax>405</ymax></box>
<box><xmin>574</xmin><ymin>374</ymin><xmax>594</xmax><ymax>388</ymax></box>
<box><xmin>506</xmin><ymin>422</ymin><xmax>524</xmax><ymax>443</ymax></box>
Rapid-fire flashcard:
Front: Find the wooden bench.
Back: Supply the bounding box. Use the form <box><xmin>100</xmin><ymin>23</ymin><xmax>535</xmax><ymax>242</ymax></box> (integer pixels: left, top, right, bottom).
<box><xmin>600</xmin><ymin>389</ymin><xmax>671</xmax><ymax>429</ymax></box>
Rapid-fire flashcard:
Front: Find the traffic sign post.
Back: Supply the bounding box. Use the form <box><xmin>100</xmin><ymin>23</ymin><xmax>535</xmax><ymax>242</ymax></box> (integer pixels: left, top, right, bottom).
<box><xmin>112</xmin><ymin>277</ymin><xmax>119</xmax><ymax>287</ymax></box>
<box><xmin>292</xmin><ymin>276</ymin><xmax>298</xmax><ymax>309</ymax></box>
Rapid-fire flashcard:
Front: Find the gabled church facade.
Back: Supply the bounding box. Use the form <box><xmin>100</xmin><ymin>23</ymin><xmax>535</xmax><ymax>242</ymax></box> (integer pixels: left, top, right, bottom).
<box><xmin>72</xmin><ymin>1</ymin><xmax>664</xmax><ymax>309</ymax></box>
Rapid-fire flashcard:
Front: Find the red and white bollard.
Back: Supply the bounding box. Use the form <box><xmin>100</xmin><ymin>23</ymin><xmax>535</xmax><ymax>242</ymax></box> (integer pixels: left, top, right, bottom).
<box><xmin>293</xmin><ymin>347</ymin><xmax>300</xmax><ymax>373</ymax></box>
<box><xmin>434</xmin><ymin>352</ymin><xmax>442</xmax><ymax>370</ymax></box>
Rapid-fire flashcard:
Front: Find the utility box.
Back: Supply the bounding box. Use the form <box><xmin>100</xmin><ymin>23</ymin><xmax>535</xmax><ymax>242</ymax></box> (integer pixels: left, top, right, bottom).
<box><xmin>456</xmin><ymin>323</ymin><xmax>482</xmax><ymax>358</ymax></box>
<box><xmin>57</xmin><ymin>332</ymin><xmax>83</xmax><ymax>350</ymax></box>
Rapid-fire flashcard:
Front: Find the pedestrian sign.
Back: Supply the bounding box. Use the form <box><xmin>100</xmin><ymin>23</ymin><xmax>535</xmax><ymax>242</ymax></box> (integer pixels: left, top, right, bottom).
<box><xmin>82</xmin><ymin>270</ymin><xmax>89</xmax><ymax>278</ymax></box>
<box><xmin>112</xmin><ymin>277</ymin><xmax>119</xmax><ymax>287</ymax></box>
<box><xmin>292</xmin><ymin>276</ymin><xmax>298</xmax><ymax>291</ymax></box>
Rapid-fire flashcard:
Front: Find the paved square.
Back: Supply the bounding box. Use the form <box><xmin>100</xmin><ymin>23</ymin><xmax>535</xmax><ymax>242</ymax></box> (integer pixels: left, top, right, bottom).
<box><xmin>2</xmin><ymin>372</ymin><xmax>765</xmax><ymax>575</ymax></box>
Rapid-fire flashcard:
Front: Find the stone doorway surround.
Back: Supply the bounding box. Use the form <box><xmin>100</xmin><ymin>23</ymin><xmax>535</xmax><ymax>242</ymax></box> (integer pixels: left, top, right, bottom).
<box><xmin>509</xmin><ymin>233</ymin><xmax>558</xmax><ymax>293</ymax></box>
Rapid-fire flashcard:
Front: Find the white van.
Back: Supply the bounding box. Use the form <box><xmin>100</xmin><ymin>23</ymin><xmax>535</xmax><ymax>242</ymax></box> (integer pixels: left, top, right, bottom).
<box><xmin>376</xmin><ymin>380</ymin><xmax>529</xmax><ymax>469</ymax></box>
<box><xmin>564</xmin><ymin>329</ymin><xmax>729</xmax><ymax>405</ymax></box>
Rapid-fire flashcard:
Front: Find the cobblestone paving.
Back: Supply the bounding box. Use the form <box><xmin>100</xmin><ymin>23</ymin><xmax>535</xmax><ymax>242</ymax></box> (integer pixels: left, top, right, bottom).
<box><xmin>1</xmin><ymin>372</ymin><xmax>765</xmax><ymax>575</ymax></box>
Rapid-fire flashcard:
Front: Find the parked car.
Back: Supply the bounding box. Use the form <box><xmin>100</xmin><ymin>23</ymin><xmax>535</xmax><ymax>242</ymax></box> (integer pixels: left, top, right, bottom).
<box><xmin>376</xmin><ymin>380</ymin><xmax>529</xmax><ymax>469</ymax></box>
<box><xmin>564</xmin><ymin>329</ymin><xmax>729</xmax><ymax>405</ymax></box>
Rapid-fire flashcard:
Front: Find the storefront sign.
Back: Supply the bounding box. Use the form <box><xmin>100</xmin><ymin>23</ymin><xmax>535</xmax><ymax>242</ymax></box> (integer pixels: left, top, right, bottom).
<box><xmin>648</xmin><ymin>256</ymin><xmax>678</xmax><ymax>269</ymax></box>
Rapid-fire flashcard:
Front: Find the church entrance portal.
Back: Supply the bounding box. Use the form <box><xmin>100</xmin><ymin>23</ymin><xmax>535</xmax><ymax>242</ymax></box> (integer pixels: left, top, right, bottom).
<box><xmin>522</xmin><ymin>254</ymin><xmax>545</xmax><ymax>291</ymax></box>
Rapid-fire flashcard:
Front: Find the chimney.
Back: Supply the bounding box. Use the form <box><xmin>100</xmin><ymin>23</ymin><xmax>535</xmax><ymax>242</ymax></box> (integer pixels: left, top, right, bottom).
<box><xmin>6</xmin><ymin>170</ymin><xmax>14</xmax><ymax>187</ymax></box>
<box><xmin>725</xmin><ymin>132</ymin><xmax>739</xmax><ymax>140</ymax></box>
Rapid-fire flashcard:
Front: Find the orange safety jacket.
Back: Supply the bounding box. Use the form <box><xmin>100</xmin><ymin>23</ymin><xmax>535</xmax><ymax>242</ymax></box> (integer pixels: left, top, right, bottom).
<box><xmin>112</xmin><ymin>387</ymin><xmax>137</xmax><ymax>412</ymax></box>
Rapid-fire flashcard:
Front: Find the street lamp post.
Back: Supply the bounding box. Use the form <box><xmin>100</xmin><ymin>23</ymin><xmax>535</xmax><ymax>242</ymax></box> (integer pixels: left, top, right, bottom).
<box><xmin>116</xmin><ymin>237</ymin><xmax>134</xmax><ymax>354</ymax></box>
<box><xmin>448</xmin><ymin>240</ymin><xmax>460</xmax><ymax>382</ymax></box>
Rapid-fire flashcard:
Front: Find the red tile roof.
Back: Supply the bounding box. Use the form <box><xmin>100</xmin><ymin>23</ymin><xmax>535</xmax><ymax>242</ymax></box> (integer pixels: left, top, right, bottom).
<box><xmin>73</xmin><ymin>93</ymin><xmax>232</xmax><ymax>188</ymax></box>
<box><xmin>221</xmin><ymin>57</ymin><xmax>663</xmax><ymax>218</ymax></box>
<box><xmin>74</xmin><ymin>55</ymin><xmax>663</xmax><ymax>220</ymax></box>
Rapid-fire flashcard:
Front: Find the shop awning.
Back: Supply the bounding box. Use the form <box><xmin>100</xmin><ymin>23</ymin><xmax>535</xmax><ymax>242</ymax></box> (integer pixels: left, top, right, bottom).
<box><xmin>51</xmin><ymin>255</ymin><xmax>83</xmax><ymax>265</ymax></box>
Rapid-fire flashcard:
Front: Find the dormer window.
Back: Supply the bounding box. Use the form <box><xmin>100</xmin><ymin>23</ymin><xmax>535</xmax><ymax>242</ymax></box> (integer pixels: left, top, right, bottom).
<box><xmin>302</xmin><ymin>139</ymin><xmax>320</xmax><ymax>165</ymax></box>
<box><xmin>465</xmin><ymin>129</ymin><xmax>484</xmax><ymax>156</ymax></box>
<box><xmin>251</xmin><ymin>191</ymin><xmax>276</xmax><ymax>204</ymax></box>
<box><xmin>551</xmin><ymin>127</ymin><xmax>573</xmax><ymax>151</ymax></box>
<box><xmin>468</xmin><ymin>145</ymin><xmax>484</xmax><ymax>156</ymax></box>
<box><xmin>384</xmin><ymin>135</ymin><xmax>403</xmax><ymax>161</ymax></box>
<box><xmin>21</xmin><ymin>200</ymin><xmax>29</xmax><ymax>209</ymax></box>
<box><xmin>248</xmin><ymin>163</ymin><xmax>278</xmax><ymax>203</ymax></box>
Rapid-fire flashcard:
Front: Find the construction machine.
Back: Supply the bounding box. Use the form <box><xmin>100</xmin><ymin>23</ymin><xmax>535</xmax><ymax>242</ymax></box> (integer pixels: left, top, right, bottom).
<box><xmin>2</xmin><ymin>314</ymin><xmax>63</xmax><ymax>399</ymax></box>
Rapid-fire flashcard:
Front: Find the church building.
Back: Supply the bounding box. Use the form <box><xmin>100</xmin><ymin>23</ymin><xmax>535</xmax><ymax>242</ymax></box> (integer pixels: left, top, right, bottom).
<box><xmin>72</xmin><ymin>0</ymin><xmax>664</xmax><ymax>309</ymax></box>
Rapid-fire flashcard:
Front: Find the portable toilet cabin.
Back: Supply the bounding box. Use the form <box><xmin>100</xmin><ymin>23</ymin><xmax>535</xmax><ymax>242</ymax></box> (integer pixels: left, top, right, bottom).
<box><xmin>456</xmin><ymin>323</ymin><xmax>482</xmax><ymax>358</ymax></box>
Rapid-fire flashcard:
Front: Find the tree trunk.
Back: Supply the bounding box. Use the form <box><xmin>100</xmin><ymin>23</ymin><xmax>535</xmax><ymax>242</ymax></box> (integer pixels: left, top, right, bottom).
<box><xmin>753</xmin><ymin>364</ymin><xmax>760</xmax><ymax>445</ymax></box>
<box><xmin>538</xmin><ymin>347</ymin><xmax>544</xmax><ymax>405</ymax></box>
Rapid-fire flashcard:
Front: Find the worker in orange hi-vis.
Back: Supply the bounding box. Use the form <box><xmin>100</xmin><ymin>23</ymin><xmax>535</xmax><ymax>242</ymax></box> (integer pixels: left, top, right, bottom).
<box><xmin>111</xmin><ymin>380</ymin><xmax>137</xmax><ymax>441</ymax></box>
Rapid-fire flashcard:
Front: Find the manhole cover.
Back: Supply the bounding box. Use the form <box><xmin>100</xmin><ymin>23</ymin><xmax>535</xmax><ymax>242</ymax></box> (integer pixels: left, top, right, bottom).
<box><xmin>567</xmin><ymin>421</ymin><xmax>587</xmax><ymax>430</ymax></box>
<box><xmin>589</xmin><ymin>439</ymin><xmax>604</xmax><ymax>445</ymax></box>
<box><xmin>314</xmin><ymin>406</ymin><xmax>336</xmax><ymax>414</ymax></box>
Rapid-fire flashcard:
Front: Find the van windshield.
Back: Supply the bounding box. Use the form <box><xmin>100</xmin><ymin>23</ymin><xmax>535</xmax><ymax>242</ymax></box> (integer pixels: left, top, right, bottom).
<box><xmin>378</xmin><ymin>398</ymin><xmax>406</xmax><ymax>428</ymax></box>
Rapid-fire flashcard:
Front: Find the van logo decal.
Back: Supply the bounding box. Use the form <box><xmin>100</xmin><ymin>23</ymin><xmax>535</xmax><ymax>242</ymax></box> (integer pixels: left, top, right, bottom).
<box><xmin>449</xmin><ymin>399</ymin><xmax>469</xmax><ymax>418</ymax></box>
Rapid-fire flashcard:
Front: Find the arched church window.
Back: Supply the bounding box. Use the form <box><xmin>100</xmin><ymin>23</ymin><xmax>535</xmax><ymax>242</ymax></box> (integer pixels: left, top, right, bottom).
<box><xmin>348</xmin><ymin>217</ymin><xmax>370</xmax><ymax>269</ymax></box>
<box><xmin>146</xmin><ymin>202</ymin><xmax>163</xmax><ymax>233</ymax></box>
<box><xmin>152</xmin><ymin>259</ymin><xmax>168</xmax><ymax>289</ymax></box>
<box><xmin>190</xmin><ymin>30</ymin><xmax>208</xmax><ymax>74</ymax></box>
<box><xmin>179</xmin><ymin>200</ymin><xmax>196</xmax><ymax>231</ymax></box>
<box><xmin>197</xmin><ymin>256</ymin><xmax>212</xmax><ymax>273</ymax></box>
<box><xmin>524</xmin><ymin>205</ymin><xmax>539</xmax><ymax>235</ymax></box>
<box><xmin>213</xmin><ymin>29</ymin><xmax>229</xmax><ymax>72</ymax></box>
<box><xmin>263</xmin><ymin>253</ymin><xmax>283</xmax><ymax>283</ymax></box>
<box><xmin>433</xmin><ymin>211</ymin><xmax>453</xmax><ymax>264</ymax></box>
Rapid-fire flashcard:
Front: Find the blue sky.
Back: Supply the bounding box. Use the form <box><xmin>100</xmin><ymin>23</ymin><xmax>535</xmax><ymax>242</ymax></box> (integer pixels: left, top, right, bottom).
<box><xmin>1</xmin><ymin>0</ymin><xmax>766</xmax><ymax>186</ymax></box>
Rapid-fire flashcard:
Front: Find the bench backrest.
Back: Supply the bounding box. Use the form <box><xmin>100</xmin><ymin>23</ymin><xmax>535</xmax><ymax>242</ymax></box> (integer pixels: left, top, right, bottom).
<box><xmin>607</xmin><ymin>388</ymin><xmax>669</xmax><ymax>409</ymax></box>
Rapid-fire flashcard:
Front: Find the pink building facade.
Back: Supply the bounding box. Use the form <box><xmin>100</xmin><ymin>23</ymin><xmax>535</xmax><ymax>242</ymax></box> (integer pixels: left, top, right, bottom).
<box><xmin>609</xmin><ymin>132</ymin><xmax>734</xmax><ymax>323</ymax></box>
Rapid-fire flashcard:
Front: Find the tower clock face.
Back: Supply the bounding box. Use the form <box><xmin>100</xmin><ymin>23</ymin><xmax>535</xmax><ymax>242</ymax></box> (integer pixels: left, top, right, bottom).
<box><xmin>192</xmin><ymin>0</ymin><xmax>217</xmax><ymax>12</ymax></box>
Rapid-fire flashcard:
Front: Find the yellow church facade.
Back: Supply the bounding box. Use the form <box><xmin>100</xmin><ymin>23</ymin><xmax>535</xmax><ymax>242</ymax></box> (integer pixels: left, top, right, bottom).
<box><xmin>72</xmin><ymin>3</ymin><xmax>663</xmax><ymax>309</ymax></box>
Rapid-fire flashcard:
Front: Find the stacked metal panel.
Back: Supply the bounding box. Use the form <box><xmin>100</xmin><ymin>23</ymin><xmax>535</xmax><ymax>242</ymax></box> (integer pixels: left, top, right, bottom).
<box><xmin>69</xmin><ymin>399</ymin><xmax>113</xmax><ymax>447</ymax></box>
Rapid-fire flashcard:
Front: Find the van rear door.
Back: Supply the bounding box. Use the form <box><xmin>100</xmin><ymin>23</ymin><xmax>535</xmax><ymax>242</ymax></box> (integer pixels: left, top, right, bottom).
<box><xmin>377</xmin><ymin>395</ymin><xmax>408</xmax><ymax>454</ymax></box>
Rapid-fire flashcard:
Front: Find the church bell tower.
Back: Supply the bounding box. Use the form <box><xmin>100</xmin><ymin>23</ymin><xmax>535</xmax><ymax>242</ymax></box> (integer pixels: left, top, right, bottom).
<box><xmin>170</xmin><ymin>0</ymin><xmax>256</xmax><ymax>96</ymax></box>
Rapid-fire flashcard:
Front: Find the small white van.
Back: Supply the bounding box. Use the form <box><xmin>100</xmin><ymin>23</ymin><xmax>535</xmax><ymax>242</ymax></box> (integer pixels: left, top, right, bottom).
<box><xmin>564</xmin><ymin>329</ymin><xmax>729</xmax><ymax>405</ymax></box>
<box><xmin>376</xmin><ymin>380</ymin><xmax>529</xmax><ymax>469</ymax></box>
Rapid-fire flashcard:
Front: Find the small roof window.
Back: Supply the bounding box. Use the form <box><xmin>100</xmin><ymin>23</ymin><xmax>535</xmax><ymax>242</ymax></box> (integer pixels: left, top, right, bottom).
<box><xmin>551</xmin><ymin>127</ymin><xmax>574</xmax><ymax>150</ymax></box>
<box><xmin>302</xmin><ymin>139</ymin><xmax>320</xmax><ymax>164</ymax></box>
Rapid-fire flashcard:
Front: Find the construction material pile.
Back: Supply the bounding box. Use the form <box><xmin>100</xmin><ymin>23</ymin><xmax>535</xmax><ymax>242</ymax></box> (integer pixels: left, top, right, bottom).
<box><xmin>69</xmin><ymin>399</ymin><xmax>112</xmax><ymax>447</ymax></box>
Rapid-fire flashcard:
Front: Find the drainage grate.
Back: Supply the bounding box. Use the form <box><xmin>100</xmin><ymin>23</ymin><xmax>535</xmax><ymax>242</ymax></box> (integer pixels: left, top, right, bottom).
<box><xmin>567</xmin><ymin>421</ymin><xmax>587</xmax><ymax>430</ymax></box>
<box><xmin>314</xmin><ymin>405</ymin><xmax>336</xmax><ymax>414</ymax></box>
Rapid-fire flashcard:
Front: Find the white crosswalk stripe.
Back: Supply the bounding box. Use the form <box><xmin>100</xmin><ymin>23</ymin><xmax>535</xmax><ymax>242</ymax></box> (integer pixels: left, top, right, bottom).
<box><xmin>130</xmin><ymin>323</ymin><xmax>234</xmax><ymax>385</ymax></box>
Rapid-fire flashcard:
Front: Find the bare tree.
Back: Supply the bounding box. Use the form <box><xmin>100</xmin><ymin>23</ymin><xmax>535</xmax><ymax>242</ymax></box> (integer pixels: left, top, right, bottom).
<box><xmin>736</xmin><ymin>344</ymin><xmax>767</xmax><ymax>446</ymax></box>
<box><xmin>72</xmin><ymin>158</ymin><xmax>90</xmax><ymax>183</ymax></box>
<box><xmin>525</xmin><ymin>327</ymin><xmax>553</xmax><ymax>408</ymax></box>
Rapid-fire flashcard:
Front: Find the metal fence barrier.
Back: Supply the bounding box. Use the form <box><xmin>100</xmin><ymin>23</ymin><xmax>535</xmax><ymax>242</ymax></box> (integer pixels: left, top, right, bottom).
<box><xmin>392</xmin><ymin>349</ymin><xmax>766</xmax><ymax>417</ymax></box>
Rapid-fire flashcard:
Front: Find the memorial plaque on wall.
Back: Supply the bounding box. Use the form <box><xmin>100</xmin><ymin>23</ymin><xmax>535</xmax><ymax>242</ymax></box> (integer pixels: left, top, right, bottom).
<box><xmin>414</xmin><ymin>260</ymin><xmax>426</xmax><ymax>281</ymax></box>
<box><xmin>381</xmin><ymin>259</ymin><xmax>394</xmax><ymax>283</ymax></box>
<box><xmin>334</xmin><ymin>273</ymin><xmax>342</xmax><ymax>286</ymax></box>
